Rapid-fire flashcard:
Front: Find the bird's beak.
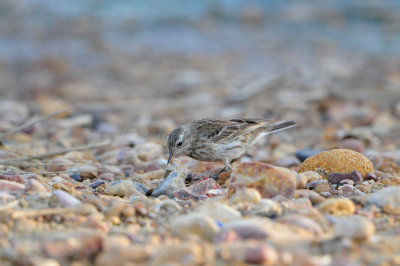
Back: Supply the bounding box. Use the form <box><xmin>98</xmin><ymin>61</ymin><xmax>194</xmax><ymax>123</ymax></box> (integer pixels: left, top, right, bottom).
<box><xmin>167</xmin><ymin>153</ymin><xmax>174</xmax><ymax>165</ymax></box>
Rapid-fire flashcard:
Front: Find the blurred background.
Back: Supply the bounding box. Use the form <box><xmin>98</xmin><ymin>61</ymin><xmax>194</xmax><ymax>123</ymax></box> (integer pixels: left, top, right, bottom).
<box><xmin>0</xmin><ymin>0</ymin><xmax>399</xmax><ymax>147</ymax></box>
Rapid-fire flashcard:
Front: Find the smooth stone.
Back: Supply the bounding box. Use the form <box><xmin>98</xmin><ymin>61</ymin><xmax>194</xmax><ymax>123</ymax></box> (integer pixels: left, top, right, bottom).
<box><xmin>170</xmin><ymin>213</ymin><xmax>220</xmax><ymax>241</ymax></box>
<box><xmin>276</xmin><ymin>156</ymin><xmax>301</xmax><ymax>168</ymax></box>
<box><xmin>131</xmin><ymin>169</ymin><xmax>164</xmax><ymax>181</ymax></box>
<box><xmin>366</xmin><ymin>186</ymin><xmax>400</xmax><ymax>208</ymax></box>
<box><xmin>0</xmin><ymin>171</ymin><xmax>23</xmax><ymax>183</ymax></box>
<box><xmin>333</xmin><ymin>215</ymin><xmax>375</xmax><ymax>240</ymax></box>
<box><xmin>305</xmin><ymin>179</ymin><xmax>328</xmax><ymax>189</ymax></box>
<box><xmin>196</xmin><ymin>202</ymin><xmax>241</xmax><ymax>222</ymax></box>
<box><xmin>25</xmin><ymin>179</ymin><xmax>49</xmax><ymax>193</ymax></box>
<box><xmin>228</xmin><ymin>162</ymin><xmax>296</xmax><ymax>199</ymax></box>
<box><xmin>89</xmin><ymin>180</ymin><xmax>105</xmax><ymax>189</ymax></box>
<box><xmin>43</xmin><ymin>233</ymin><xmax>103</xmax><ymax>261</ymax></box>
<box><xmin>51</xmin><ymin>176</ymin><xmax>64</xmax><ymax>184</ymax></box>
<box><xmin>338</xmin><ymin>138</ymin><xmax>365</xmax><ymax>153</ymax></box>
<box><xmin>298</xmin><ymin>149</ymin><xmax>373</xmax><ymax>178</ymax></box>
<box><xmin>296</xmin><ymin>173</ymin><xmax>308</xmax><ymax>189</ymax></box>
<box><xmin>339</xmin><ymin>179</ymin><xmax>355</xmax><ymax>186</ymax></box>
<box><xmin>223</xmin><ymin>219</ymin><xmax>270</xmax><ymax>241</ymax></box>
<box><xmin>105</xmin><ymin>180</ymin><xmax>148</xmax><ymax>197</ymax></box>
<box><xmin>339</xmin><ymin>185</ymin><xmax>354</xmax><ymax>197</ymax></box>
<box><xmin>218</xmin><ymin>241</ymin><xmax>278</xmax><ymax>265</ymax></box>
<box><xmin>318</xmin><ymin>198</ymin><xmax>355</xmax><ymax>216</ymax></box>
<box><xmin>229</xmin><ymin>188</ymin><xmax>261</xmax><ymax>204</ymax></box>
<box><xmin>174</xmin><ymin>177</ymin><xmax>220</xmax><ymax>200</ymax></box>
<box><xmin>67</xmin><ymin>165</ymin><xmax>98</xmax><ymax>179</ymax></box>
<box><xmin>328</xmin><ymin>170</ymin><xmax>362</xmax><ymax>185</ymax></box>
<box><xmin>136</xmin><ymin>142</ymin><xmax>162</xmax><ymax>162</ymax></box>
<box><xmin>99</xmin><ymin>165</ymin><xmax>124</xmax><ymax>178</ymax></box>
<box><xmin>0</xmin><ymin>179</ymin><xmax>25</xmax><ymax>191</ymax></box>
<box><xmin>295</xmin><ymin>189</ymin><xmax>326</xmax><ymax>205</ymax></box>
<box><xmin>278</xmin><ymin>214</ymin><xmax>323</xmax><ymax>236</ymax></box>
<box><xmin>151</xmin><ymin>171</ymin><xmax>185</xmax><ymax>198</ymax></box>
<box><xmin>69</xmin><ymin>173</ymin><xmax>82</xmax><ymax>182</ymax></box>
<box><xmin>47</xmin><ymin>158</ymin><xmax>74</xmax><ymax>172</ymax></box>
<box><xmin>152</xmin><ymin>241</ymin><xmax>213</xmax><ymax>266</ymax></box>
<box><xmin>250</xmin><ymin>199</ymin><xmax>282</xmax><ymax>218</ymax></box>
<box><xmin>365</xmin><ymin>172</ymin><xmax>379</xmax><ymax>182</ymax></box>
<box><xmin>0</xmin><ymin>191</ymin><xmax>16</xmax><ymax>201</ymax></box>
<box><xmin>52</xmin><ymin>190</ymin><xmax>81</xmax><ymax>207</ymax></box>
<box><xmin>295</xmin><ymin>149</ymin><xmax>324</xmax><ymax>162</ymax></box>
<box><xmin>98</xmin><ymin>173</ymin><xmax>115</xmax><ymax>182</ymax></box>
<box><xmin>96</xmin><ymin>245</ymin><xmax>150</xmax><ymax>266</ymax></box>
<box><xmin>297</xmin><ymin>171</ymin><xmax>323</xmax><ymax>189</ymax></box>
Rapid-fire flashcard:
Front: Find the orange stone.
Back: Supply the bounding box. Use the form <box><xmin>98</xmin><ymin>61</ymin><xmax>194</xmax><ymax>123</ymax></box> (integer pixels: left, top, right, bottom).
<box><xmin>228</xmin><ymin>162</ymin><xmax>296</xmax><ymax>198</ymax></box>
<box><xmin>298</xmin><ymin>149</ymin><xmax>373</xmax><ymax>178</ymax></box>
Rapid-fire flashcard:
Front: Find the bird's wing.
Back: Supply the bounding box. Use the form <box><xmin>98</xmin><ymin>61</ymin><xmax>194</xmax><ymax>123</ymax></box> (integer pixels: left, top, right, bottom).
<box><xmin>192</xmin><ymin>118</ymin><xmax>270</xmax><ymax>143</ymax></box>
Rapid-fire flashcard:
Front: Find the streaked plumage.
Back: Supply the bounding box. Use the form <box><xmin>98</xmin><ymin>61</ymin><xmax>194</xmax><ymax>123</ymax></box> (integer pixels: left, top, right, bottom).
<box><xmin>167</xmin><ymin>118</ymin><xmax>296</xmax><ymax>171</ymax></box>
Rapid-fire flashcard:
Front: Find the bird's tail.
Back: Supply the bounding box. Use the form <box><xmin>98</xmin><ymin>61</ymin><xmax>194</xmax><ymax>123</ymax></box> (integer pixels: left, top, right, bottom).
<box><xmin>249</xmin><ymin>120</ymin><xmax>297</xmax><ymax>144</ymax></box>
<box><xmin>264</xmin><ymin>120</ymin><xmax>297</xmax><ymax>133</ymax></box>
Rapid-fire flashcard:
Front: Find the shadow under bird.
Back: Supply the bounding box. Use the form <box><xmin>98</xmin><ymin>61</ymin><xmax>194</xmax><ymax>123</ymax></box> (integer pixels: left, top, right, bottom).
<box><xmin>167</xmin><ymin>118</ymin><xmax>297</xmax><ymax>172</ymax></box>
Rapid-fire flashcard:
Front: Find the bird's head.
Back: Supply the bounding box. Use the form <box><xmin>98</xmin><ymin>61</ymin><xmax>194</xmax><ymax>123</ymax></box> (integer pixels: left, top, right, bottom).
<box><xmin>167</xmin><ymin>125</ymin><xmax>190</xmax><ymax>165</ymax></box>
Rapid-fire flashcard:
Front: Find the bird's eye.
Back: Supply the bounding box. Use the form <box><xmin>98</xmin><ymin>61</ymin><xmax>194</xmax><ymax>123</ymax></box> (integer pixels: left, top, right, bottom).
<box><xmin>177</xmin><ymin>141</ymin><xmax>183</xmax><ymax>147</ymax></box>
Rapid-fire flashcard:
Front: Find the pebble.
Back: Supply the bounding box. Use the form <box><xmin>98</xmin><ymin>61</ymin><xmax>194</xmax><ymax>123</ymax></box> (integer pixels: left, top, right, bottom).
<box><xmin>338</xmin><ymin>185</ymin><xmax>354</xmax><ymax>197</ymax></box>
<box><xmin>338</xmin><ymin>138</ymin><xmax>365</xmax><ymax>153</ymax></box>
<box><xmin>295</xmin><ymin>189</ymin><xmax>326</xmax><ymax>205</ymax></box>
<box><xmin>99</xmin><ymin>165</ymin><xmax>124</xmax><ymax>178</ymax></box>
<box><xmin>365</xmin><ymin>172</ymin><xmax>379</xmax><ymax>182</ymax></box>
<box><xmin>25</xmin><ymin>179</ymin><xmax>49</xmax><ymax>193</ymax></box>
<box><xmin>318</xmin><ymin>198</ymin><xmax>355</xmax><ymax>215</ymax></box>
<box><xmin>152</xmin><ymin>241</ymin><xmax>213</xmax><ymax>266</ymax></box>
<box><xmin>47</xmin><ymin>158</ymin><xmax>74</xmax><ymax>172</ymax></box>
<box><xmin>69</xmin><ymin>173</ymin><xmax>82</xmax><ymax>182</ymax></box>
<box><xmin>151</xmin><ymin>171</ymin><xmax>185</xmax><ymax>198</ymax></box>
<box><xmin>96</xmin><ymin>245</ymin><xmax>150</xmax><ymax>265</ymax></box>
<box><xmin>333</xmin><ymin>215</ymin><xmax>375</xmax><ymax>240</ymax></box>
<box><xmin>170</xmin><ymin>213</ymin><xmax>220</xmax><ymax>241</ymax></box>
<box><xmin>354</xmin><ymin>183</ymin><xmax>370</xmax><ymax>194</ymax></box>
<box><xmin>222</xmin><ymin>221</ymin><xmax>269</xmax><ymax>241</ymax></box>
<box><xmin>104</xmin><ymin>180</ymin><xmax>148</xmax><ymax>197</ymax></box>
<box><xmin>89</xmin><ymin>180</ymin><xmax>105</xmax><ymax>189</ymax></box>
<box><xmin>67</xmin><ymin>165</ymin><xmax>98</xmax><ymax>180</ymax></box>
<box><xmin>298</xmin><ymin>149</ymin><xmax>374</xmax><ymax>178</ymax></box>
<box><xmin>195</xmin><ymin>202</ymin><xmax>242</xmax><ymax>222</ymax></box>
<box><xmin>218</xmin><ymin>241</ymin><xmax>278</xmax><ymax>265</ymax></box>
<box><xmin>43</xmin><ymin>233</ymin><xmax>103</xmax><ymax>261</ymax></box>
<box><xmin>339</xmin><ymin>179</ymin><xmax>354</xmax><ymax>186</ymax></box>
<box><xmin>305</xmin><ymin>179</ymin><xmax>328</xmax><ymax>189</ymax></box>
<box><xmin>296</xmin><ymin>173</ymin><xmax>308</xmax><ymax>189</ymax></box>
<box><xmin>366</xmin><ymin>186</ymin><xmax>400</xmax><ymax>208</ymax></box>
<box><xmin>295</xmin><ymin>149</ymin><xmax>324</xmax><ymax>162</ymax></box>
<box><xmin>177</xmin><ymin>177</ymin><xmax>221</xmax><ymax>200</ymax></box>
<box><xmin>136</xmin><ymin>142</ymin><xmax>162</xmax><ymax>162</ymax></box>
<box><xmin>228</xmin><ymin>162</ymin><xmax>296</xmax><ymax>199</ymax></box>
<box><xmin>98</xmin><ymin>173</ymin><xmax>115</xmax><ymax>182</ymax></box>
<box><xmin>0</xmin><ymin>171</ymin><xmax>23</xmax><ymax>183</ymax></box>
<box><xmin>131</xmin><ymin>169</ymin><xmax>164</xmax><ymax>180</ymax></box>
<box><xmin>250</xmin><ymin>199</ymin><xmax>282</xmax><ymax>218</ymax></box>
<box><xmin>328</xmin><ymin>170</ymin><xmax>363</xmax><ymax>185</ymax></box>
<box><xmin>53</xmin><ymin>190</ymin><xmax>81</xmax><ymax>207</ymax></box>
<box><xmin>278</xmin><ymin>214</ymin><xmax>323</xmax><ymax>236</ymax></box>
<box><xmin>0</xmin><ymin>179</ymin><xmax>25</xmax><ymax>192</ymax></box>
<box><xmin>229</xmin><ymin>188</ymin><xmax>261</xmax><ymax>204</ymax></box>
<box><xmin>0</xmin><ymin>191</ymin><xmax>16</xmax><ymax>201</ymax></box>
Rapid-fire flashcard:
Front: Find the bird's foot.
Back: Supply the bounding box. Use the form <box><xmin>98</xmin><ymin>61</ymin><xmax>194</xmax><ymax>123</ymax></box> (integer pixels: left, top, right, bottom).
<box><xmin>210</xmin><ymin>167</ymin><xmax>229</xmax><ymax>180</ymax></box>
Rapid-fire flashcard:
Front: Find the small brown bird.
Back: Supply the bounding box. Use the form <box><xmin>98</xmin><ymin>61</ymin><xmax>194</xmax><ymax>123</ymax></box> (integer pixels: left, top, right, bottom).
<box><xmin>167</xmin><ymin>118</ymin><xmax>296</xmax><ymax>172</ymax></box>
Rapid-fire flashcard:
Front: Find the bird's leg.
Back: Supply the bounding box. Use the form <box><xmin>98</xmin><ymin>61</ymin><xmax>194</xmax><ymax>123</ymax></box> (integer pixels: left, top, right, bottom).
<box><xmin>210</xmin><ymin>159</ymin><xmax>232</xmax><ymax>180</ymax></box>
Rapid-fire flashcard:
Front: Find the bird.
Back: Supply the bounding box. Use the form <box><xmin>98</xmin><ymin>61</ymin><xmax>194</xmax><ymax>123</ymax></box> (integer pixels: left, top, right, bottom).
<box><xmin>167</xmin><ymin>118</ymin><xmax>296</xmax><ymax>173</ymax></box>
